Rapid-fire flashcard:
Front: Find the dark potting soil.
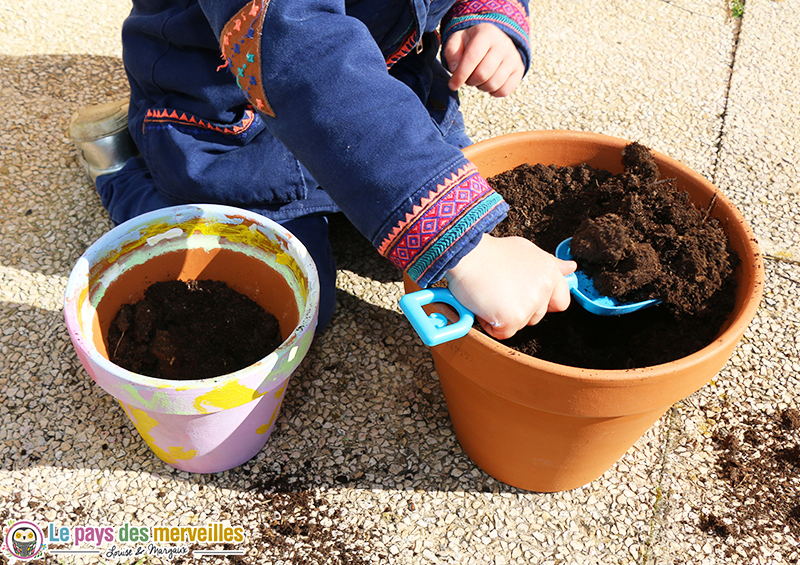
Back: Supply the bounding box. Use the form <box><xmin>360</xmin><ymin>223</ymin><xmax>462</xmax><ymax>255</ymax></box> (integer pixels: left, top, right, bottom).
<box><xmin>171</xmin><ymin>472</ymin><xmax>372</xmax><ymax>565</ymax></box>
<box><xmin>697</xmin><ymin>405</ymin><xmax>800</xmax><ymax>558</ymax></box>
<box><xmin>107</xmin><ymin>279</ymin><xmax>282</xmax><ymax>380</ymax></box>
<box><xmin>487</xmin><ymin>142</ymin><xmax>738</xmax><ymax>369</ymax></box>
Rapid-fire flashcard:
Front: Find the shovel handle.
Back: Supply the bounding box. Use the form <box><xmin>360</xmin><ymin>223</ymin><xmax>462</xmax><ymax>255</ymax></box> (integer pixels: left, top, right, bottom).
<box><xmin>399</xmin><ymin>288</ymin><xmax>475</xmax><ymax>347</ymax></box>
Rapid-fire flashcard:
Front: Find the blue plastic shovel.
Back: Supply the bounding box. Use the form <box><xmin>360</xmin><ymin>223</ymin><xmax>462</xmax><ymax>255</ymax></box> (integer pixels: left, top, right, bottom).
<box><xmin>399</xmin><ymin>237</ymin><xmax>661</xmax><ymax>347</ymax></box>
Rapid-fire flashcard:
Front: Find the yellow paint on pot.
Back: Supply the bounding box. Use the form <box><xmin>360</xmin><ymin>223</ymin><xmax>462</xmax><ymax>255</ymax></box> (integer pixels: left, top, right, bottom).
<box><xmin>90</xmin><ymin>215</ymin><xmax>288</xmax><ymax>289</ymax></box>
<box><xmin>125</xmin><ymin>404</ymin><xmax>197</xmax><ymax>464</ymax></box>
<box><xmin>255</xmin><ymin>405</ymin><xmax>280</xmax><ymax>434</ymax></box>
<box><xmin>75</xmin><ymin>286</ymin><xmax>89</xmax><ymax>334</ymax></box>
<box><xmin>256</xmin><ymin>383</ymin><xmax>287</xmax><ymax>435</ymax></box>
<box><xmin>276</xmin><ymin>251</ymin><xmax>307</xmax><ymax>299</ymax></box>
<box><xmin>256</xmin><ymin>401</ymin><xmax>283</xmax><ymax>434</ymax></box>
<box><xmin>193</xmin><ymin>379</ymin><xmax>265</xmax><ymax>414</ymax></box>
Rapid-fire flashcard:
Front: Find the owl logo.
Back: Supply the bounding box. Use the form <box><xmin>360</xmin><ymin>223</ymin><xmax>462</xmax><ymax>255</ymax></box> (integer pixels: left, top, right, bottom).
<box><xmin>2</xmin><ymin>521</ymin><xmax>45</xmax><ymax>560</ymax></box>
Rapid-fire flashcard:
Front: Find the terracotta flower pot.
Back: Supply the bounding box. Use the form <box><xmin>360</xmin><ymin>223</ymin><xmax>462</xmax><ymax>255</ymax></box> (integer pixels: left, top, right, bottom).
<box><xmin>403</xmin><ymin>131</ymin><xmax>764</xmax><ymax>492</ymax></box>
<box><xmin>64</xmin><ymin>204</ymin><xmax>319</xmax><ymax>473</ymax></box>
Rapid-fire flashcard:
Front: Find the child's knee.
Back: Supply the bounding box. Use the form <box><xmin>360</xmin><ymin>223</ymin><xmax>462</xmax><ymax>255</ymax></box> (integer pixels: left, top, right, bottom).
<box><xmin>278</xmin><ymin>216</ymin><xmax>337</xmax><ymax>333</ymax></box>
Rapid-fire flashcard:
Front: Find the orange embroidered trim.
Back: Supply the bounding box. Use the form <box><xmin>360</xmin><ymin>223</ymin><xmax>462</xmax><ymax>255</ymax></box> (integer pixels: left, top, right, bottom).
<box><xmin>143</xmin><ymin>108</ymin><xmax>258</xmax><ymax>135</ymax></box>
<box><xmin>377</xmin><ymin>163</ymin><xmax>481</xmax><ymax>255</ymax></box>
<box><xmin>220</xmin><ymin>0</ymin><xmax>275</xmax><ymax>117</ymax></box>
<box><xmin>385</xmin><ymin>29</ymin><xmax>420</xmax><ymax>69</ymax></box>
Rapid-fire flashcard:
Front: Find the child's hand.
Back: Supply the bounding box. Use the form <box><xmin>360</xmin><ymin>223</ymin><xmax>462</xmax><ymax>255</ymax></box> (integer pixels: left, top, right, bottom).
<box><xmin>444</xmin><ymin>23</ymin><xmax>525</xmax><ymax>97</ymax></box>
<box><xmin>444</xmin><ymin>234</ymin><xmax>576</xmax><ymax>340</ymax></box>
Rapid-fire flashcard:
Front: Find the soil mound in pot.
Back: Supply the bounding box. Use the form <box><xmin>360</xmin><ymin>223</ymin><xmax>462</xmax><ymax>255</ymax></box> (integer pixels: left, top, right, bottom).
<box><xmin>107</xmin><ymin>279</ymin><xmax>283</xmax><ymax>380</ymax></box>
<box><xmin>488</xmin><ymin>142</ymin><xmax>738</xmax><ymax>369</ymax></box>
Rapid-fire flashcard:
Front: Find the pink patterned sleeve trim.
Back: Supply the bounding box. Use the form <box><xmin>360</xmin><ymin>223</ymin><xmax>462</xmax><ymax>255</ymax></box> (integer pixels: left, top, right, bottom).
<box><xmin>378</xmin><ymin>163</ymin><xmax>506</xmax><ymax>282</ymax></box>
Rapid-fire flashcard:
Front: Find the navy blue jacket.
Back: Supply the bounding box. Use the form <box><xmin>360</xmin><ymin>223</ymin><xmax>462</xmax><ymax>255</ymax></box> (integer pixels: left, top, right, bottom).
<box><xmin>120</xmin><ymin>0</ymin><xmax>531</xmax><ymax>286</ymax></box>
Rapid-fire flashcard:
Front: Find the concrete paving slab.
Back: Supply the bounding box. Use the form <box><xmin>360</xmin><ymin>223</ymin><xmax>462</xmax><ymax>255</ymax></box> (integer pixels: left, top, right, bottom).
<box><xmin>714</xmin><ymin>0</ymin><xmax>800</xmax><ymax>260</ymax></box>
<box><xmin>1</xmin><ymin>0</ymin><xmax>797</xmax><ymax>564</ymax></box>
<box><xmin>645</xmin><ymin>1</ymin><xmax>800</xmax><ymax>562</ymax></box>
<box><xmin>462</xmin><ymin>0</ymin><xmax>738</xmax><ymax>178</ymax></box>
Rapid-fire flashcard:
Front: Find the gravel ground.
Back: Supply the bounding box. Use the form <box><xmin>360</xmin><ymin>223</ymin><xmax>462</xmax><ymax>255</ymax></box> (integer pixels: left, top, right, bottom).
<box><xmin>1</xmin><ymin>0</ymin><xmax>798</xmax><ymax>564</ymax></box>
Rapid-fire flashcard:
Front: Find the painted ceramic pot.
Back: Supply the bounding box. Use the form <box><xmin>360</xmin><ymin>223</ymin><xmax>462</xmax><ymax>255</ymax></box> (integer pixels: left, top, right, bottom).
<box><xmin>404</xmin><ymin>131</ymin><xmax>764</xmax><ymax>492</ymax></box>
<box><xmin>64</xmin><ymin>204</ymin><xmax>319</xmax><ymax>473</ymax></box>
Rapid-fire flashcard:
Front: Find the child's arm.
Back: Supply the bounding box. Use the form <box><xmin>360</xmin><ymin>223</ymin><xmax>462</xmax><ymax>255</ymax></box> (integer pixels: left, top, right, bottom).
<box><xmin>445</xmin><ymin>234</ymin><xmax>576</xmax><ymax>340</ymax></box>
<box><xmin>443</xmin><ymin>23</ymin><xmax>525</xmax><ymax>97</ymax></box>
<box><xmin>202</xmin><ymin>0</ymin><xmax>556</xmax><ymax>339</ymax></box>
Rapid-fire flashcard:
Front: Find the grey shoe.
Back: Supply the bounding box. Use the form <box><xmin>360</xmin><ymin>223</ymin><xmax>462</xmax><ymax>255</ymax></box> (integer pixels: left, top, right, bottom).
<box><xmin>69</xmin><ymin>99</ymin><xmax>139</xmax><ymax>182</ymax></box>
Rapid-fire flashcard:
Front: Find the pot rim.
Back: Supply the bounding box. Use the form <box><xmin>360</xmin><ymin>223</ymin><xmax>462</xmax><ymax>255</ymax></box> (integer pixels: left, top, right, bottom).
<box><xmin>429</xmin><ymin>130</ymin><xmax>765</xmax><ymax>383</ymax></box>
<box><xmin>63</xmin><ymin>203</ymin><xmax>320</xmax><ymax>392</ymax></box>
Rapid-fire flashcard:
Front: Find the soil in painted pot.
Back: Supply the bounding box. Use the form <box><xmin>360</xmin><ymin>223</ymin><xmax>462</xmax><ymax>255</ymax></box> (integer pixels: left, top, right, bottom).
<box><xmin>486</xmin><ymin>142</ymin><xmax>738</xmax><ymax>369</ymax></box>
<box><xmin>107</xmin><ymin>279</ymin><xmax>282</xmax><ymax>380</ymax></box>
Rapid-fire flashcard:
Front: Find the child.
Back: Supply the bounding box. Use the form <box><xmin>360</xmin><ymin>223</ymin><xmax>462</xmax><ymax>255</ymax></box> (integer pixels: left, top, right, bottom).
<box><xmin>70</xmin><ymin>0</ymin><xmax>575</xmax><ymax>338</ymax></box>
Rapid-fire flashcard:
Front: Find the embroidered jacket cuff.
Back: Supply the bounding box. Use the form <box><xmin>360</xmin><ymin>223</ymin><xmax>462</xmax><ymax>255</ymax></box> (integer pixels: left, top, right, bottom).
<box><xmin>376</xmin><ymin>160</ymin><xmax>509</xmax><ymax>288</ymax></box>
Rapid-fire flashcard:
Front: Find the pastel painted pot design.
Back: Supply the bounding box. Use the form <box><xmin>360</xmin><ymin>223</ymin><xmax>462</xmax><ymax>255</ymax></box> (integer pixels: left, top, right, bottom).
<box><xmin>64</xmin><ymin>204</ymin><xmax>320</xmax><ymax>473</ymax></box>
<box><xmin>404</xmin><ymin>131</ymin><xmax>765</xmax><ymax>492</ymax></box>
